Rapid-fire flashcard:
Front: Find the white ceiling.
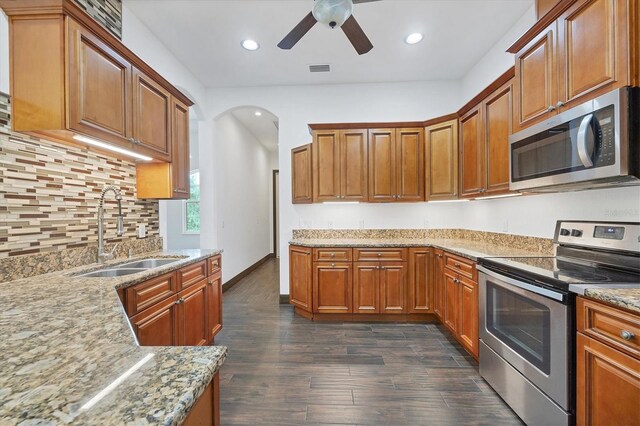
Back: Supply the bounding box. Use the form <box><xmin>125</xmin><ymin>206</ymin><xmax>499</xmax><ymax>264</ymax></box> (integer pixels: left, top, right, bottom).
<box><xmin>230</xmin><ymin>107</ymin><xmax>279</xmax><ymax>151</ymax></box>
<box><xmin>124</xmin><ymin>0</ymin><xmax>533</xmax><ymax>88</ymax></box>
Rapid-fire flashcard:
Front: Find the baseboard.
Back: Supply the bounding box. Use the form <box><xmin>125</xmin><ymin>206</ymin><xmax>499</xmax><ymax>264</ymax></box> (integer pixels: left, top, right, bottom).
<box><xmin>222</xmin><ymin>253</ymin><xmax>274</xmax><ymax>293</ymax></box>
<box><xmin>279</xmin><ymin>294</ymin><xmax>289</xmax><ymax>304</ymax></box>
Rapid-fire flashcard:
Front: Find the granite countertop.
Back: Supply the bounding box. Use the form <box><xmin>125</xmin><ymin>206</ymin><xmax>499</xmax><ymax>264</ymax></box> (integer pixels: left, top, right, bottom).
<box><xmin>288</xmin><ymin>237</ymin><xmax>550</xmax><ymax>260</ymax></box>
<box><xmin>0</xmin><ymin>249</ymin><xmax>227</xmax><ymax>425</ymax></box>
<box><xmin>583</xmin><ymin>288</ymin><xmax>640</xmax><ymax>313</ymax></box>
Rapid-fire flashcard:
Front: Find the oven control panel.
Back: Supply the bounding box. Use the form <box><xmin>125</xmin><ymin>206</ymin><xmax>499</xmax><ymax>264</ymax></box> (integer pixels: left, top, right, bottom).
<box><xmin>555</xmin><ymin>221</ymin><xmax>640</xmax><ymax>253</ymax></box>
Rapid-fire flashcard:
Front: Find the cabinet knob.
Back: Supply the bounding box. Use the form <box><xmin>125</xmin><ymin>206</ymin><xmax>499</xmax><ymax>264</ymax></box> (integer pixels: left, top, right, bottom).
<box><xmin>556</xmin><ymin>101</ymin><xmax>565</xmax><ymax>108</ymax></box>
<box><xmin>330</xmin><ymin>253</ymin><xmax>335</xmax><ymax>257</ymax></box>
<box><xmin>176</xmin><ymin>298</ymin><xmax>185</xmax><ymax>305</ymax></box>
<box><xmin>380</xmin><ymin>266</ymin><xmax>385</xmax><ymax>270</ymax></box>
<box><xmin>377</xmin><ymin>253</ymin><xmax>382</xmax><ymax>257</ymax></box>
<box><xmin>128</xmin><ymin>137</ymin><xmax>135</xmax><ymax>144</ymax></box>
<box><xmin>336</xmin><ymin>195</ymin><xmax>340</xmax><ymax>198</ymax></box>
<box><xmin>621</xmin><ymin>330</ymin><xmax>635</xmax><ymax>341</ymax></box>
<box><xmin>547</xmin><ymin>105</ymin><xmax>556</xmax><ymax>112</ymax></box>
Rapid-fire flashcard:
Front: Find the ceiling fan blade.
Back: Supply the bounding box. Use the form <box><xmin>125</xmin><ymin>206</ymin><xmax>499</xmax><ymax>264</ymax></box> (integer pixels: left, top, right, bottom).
<box><xmin>341</xmin><ymin>15</ymin><xmax>373</xmax><ymax>55</ymax></box>
<box><xmin>278</xmin><ymin>12</ymin><xmax>317</xmax><ymax>50</ymax></box>
<box><xmin>352</xmin><ymin>0</ymin><xmax>382</xmax><ymax>3</ymax></box>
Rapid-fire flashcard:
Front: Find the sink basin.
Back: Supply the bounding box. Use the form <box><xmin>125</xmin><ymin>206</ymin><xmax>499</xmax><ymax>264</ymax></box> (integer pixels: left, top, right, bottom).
<box><xmin>77</xmin><ymin>268</ymin><xmax>146</xmax><ymax>278</ymax></box>
<box><xmin>116</xmin><ymin>258</ymin><xmax>181</xmax><ymax>269</ymax></box>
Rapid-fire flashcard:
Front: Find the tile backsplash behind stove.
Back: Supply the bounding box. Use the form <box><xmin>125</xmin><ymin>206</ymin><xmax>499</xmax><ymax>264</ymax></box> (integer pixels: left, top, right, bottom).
<box><xmin>0</xmin><ymin>92</ymin><xmax>161</xmax><ymax>281</ymax></box>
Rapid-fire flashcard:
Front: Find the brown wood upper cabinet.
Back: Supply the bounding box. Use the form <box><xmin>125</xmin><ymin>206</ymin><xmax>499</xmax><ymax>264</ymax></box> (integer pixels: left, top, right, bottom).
<box><xmin>1</xmin><ymin>0</ymin><xmax>193</xmax><ymax>199</ymax></box>
<box><xmin>292</xmin><ymin>144</ymin><xmax>313</xmax><ymax>204</ymax></box>
<box><xmin>425</xmin><ymin>119</ymin><xmax>458</xmax><ymax>201</ymax></box>
<box><xmin>312</xmin><ymin>129</ymin><xmax>368</xmax><ymax>202</ymax></box>
<box><xmin>460</xmin><ymin>78</ymin><xmax>514</xmax><ymax>198</ymax></box>
<box><xmin>513</xmin><ymin>0</ymin><xmax>635</xmax><ymax>131</ymax></box>
<box><xmin>368</xmin><ymin>128</ymin><xmax>424</xmax><ymax>202</ymax></box>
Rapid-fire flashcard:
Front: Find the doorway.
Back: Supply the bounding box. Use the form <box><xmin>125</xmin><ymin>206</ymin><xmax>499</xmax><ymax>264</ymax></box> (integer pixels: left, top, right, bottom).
<box><xmin>273</xmin><ymin>170</ymin><xmax>279</xmax><ymax>258</ymax></box>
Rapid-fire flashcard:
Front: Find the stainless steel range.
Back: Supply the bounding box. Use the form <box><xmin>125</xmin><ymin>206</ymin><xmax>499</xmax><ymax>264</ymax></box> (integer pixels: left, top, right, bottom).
<box><xmin>477</xmin><ymin>221</ymin><xmax>640</xmax><ymax>426</ymax></box>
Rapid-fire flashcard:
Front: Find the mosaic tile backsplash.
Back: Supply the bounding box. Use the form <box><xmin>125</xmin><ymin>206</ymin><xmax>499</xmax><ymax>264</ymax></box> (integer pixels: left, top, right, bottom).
<box><xmin>73</xmin><ymin>0</ymin><xmax>122</xmax><ymax>39</ymax></box>
<box><xmin>0</xmin><ymin>92</ymin><xmax>160</xmax><ymax>265</ymax></box>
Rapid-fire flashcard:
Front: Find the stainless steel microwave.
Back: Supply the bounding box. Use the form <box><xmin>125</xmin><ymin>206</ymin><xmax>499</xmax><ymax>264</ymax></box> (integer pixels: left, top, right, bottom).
<box><xmin>509</xmin><ymin>87</ymin><xmax>639</xmax><ymax>192</ymax></box>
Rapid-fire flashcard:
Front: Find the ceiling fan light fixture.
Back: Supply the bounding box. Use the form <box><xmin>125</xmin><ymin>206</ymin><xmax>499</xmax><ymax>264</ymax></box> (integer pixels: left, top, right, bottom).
<box><xmin>405</xmin><ymin>33</ymin><xmax>424</xmax><ymax>45</ymax></box>
<box><xmin>241</xmin><ymin>39</ymin><xmax>260</xmax><ymax>51</ymax></box>
<box><xmin>312</xmin><ymin>0</ymin><xmax>353</xmax><ymax>29</ymax></box>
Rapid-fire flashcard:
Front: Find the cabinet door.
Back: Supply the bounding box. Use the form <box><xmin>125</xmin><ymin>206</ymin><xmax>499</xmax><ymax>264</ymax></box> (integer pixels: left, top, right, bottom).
<box><xmin>425</xmin><ymin>120</ymin><xmax>458</xmax><ymax>200</ymax></box>
<box><xmin>289</xmin><ymin>245</ymin><xmax>312</xmax><ymax>312</ymax></box>
<box><xmin>433</xmin><ymin>250</ymin><xmax>445</xmax><ymax>320</ymax></box>
<box><xmin>443</xmin><ymin>270</ymin><xmax>460</xmax><ymax>334</ymax></box>
<box><xmin>292</xmin><ymin>144</ymin><xmax>313</xmax><ymax>204</ymax></box>
<box><xmin>395</xmin><ymin>128</ymin><xmax>425</xmax><ymax>202</ymax></box>
<box><xmin>380</xmin><ymin>262</ymin><xmax>406</xmax><ymax>314</ymax></box>
<box><xmin>353</xmin><ymin>262</ymin><xmax>380</xmax><ymax>314</ymax></box>
<box><xmin>206</xmin><ymin>271</ymin><xmax>223</xmax><ymax>343</ymax></box>
<box><xmin>340</xmin><ymin>129</ymin><xmax>368</xmax><ymax>201</ymax></box>
<box><xmin>484</xmin><ymin>81</ymin><xmax>513</xmax><ymax>195</ymax></box>
<box><xmin>313</xmin><ymin>262</ymin><xmax>353</xmax><ymax>314</ymax></box>
<box><xmin>408</xmin><ymin>248</ymin><xmax>432</xmax><ymax>314</ymax></box>
<box><xmin>313</xmin><ymin>130</ymin><xmax>341</xmax><ymax>202</ymax></box>
<box><xmin>459</xmin><ymin>106</ymin><xmax>485</xmax><ymax>198</ymax></box>
<box><xmin>514</xmin><ymin>22</ymin><xmax>558</xmax><ymax>130</ymax></box>
<box><xmin>459</xmin><ymin>276</ymin><xmax>479</xmax><ymax>359</ymax></box>
<box><xmin>132</xmin><ymin>67</ymin><xmax>172</xmax><ymax>161</ymax></box>
<box><xmin>557</xmin><ymin>0</ymin><xmax>630</xmax><ymax>109</ymax></box>
<box><xmin>130</xmin><ymin>295</ymin><xmax>179</xmax><ymax>346</ymax></box>
<box><xmin>67</xmin><ymin>19</ymin><xmax>132</xmax><ymax>147</ymax></box>
<box><xmin>577</xmin><ymin>332</ymin><xmax>640</xmax><ymax>426</ymax></box>
<box><xmin>171</xmin><ymin>97</ymin><xmax>190</xmax><ymax>199</ymax></box>
<box><xmin>368</xmin><ymin>129</ymin><xmax>397</xmax><ymax>202</ymax></box>
<box><xmin>178</xmin><ymin>279</ymin><xmax>209</xmax><ymax>346</ymax></box>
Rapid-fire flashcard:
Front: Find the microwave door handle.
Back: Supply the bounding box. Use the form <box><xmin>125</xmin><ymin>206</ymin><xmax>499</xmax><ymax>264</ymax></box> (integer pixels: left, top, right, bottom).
<box><xmin>577</xmin><ymin>114</ymin><xmax>595</xmax><ymax>168</ymax></box>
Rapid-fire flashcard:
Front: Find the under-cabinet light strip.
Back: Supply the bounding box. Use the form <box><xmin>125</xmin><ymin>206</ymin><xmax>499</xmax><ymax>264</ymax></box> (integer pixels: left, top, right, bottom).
<box><xmin>73</xmin><ymin>135</ymin><xmax>153</xmax><ymax>161</ymax></box>
<box><xmin>474</xmin><ymin>193</ymin><xmax>523</xmax><ymax>200</ymax></box>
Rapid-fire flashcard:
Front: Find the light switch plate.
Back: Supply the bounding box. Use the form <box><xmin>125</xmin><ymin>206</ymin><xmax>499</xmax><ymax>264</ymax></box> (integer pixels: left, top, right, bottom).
<box><xmin>137</xmin><ymin>224</ymin><xmax>146</xmax><ymax>238</ymax></box>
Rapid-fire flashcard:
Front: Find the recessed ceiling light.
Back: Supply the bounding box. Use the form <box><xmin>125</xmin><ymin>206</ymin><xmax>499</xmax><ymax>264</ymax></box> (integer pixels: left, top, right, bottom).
<box><xmin>405</xmin><ymin>33</ymin><xmax>424</xmax><ymax>45</ymax></box>
<box><xmin>255</xmin><ymin>111</ymin><xmax>262</xmax><ymax>117</ymax></box>
<box><xmin>241</xmin><ymin>39</ymin><xmax>260</xmax><ymax>51</ymax></box>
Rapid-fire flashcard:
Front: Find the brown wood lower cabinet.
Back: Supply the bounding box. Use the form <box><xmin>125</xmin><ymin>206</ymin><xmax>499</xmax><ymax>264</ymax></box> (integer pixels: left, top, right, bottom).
<box><xmin>123</xmin><ymin>254</ymin><xmax>223</xmax><ymax>347</ymax></box>
<box><xmin>289</xmin><ymin>244</ymin><xmax>478</xmax><ymax>358</ymax></box>
<box><xmin>183</xmin><ymin>372</ymin><xmax>220</xmax><ymax>426</ymax></box>
<box><xmin>576</xmin><ymin>296</ymin><xmax>640</xmax><ymax>425</ymax></box>
<box><xmin>313</xmin><ymin>262</ymin><xmax>352</xmax><ymax>313</ymax></box>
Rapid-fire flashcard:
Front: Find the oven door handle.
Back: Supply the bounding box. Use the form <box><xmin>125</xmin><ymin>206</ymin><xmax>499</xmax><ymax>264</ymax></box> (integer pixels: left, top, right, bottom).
<box><xmin>477</xmin><ymin>265</ymin><xmax>566</xmax><ymax>302</ymax></box>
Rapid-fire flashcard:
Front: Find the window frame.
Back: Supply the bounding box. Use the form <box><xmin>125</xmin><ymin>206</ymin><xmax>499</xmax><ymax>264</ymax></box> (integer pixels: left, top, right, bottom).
<box><xmin>182</xmin><ymin>169</ymin><xmax>200</xmax><ymax>235</ymax></box>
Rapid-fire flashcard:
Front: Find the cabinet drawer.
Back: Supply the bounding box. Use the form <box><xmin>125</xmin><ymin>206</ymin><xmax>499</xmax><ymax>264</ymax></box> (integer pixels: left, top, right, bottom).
<box><xmin>354</xmin><ymin>248</ymin><xmax>408</xmax><ymax>262</ymax></box>
<box><xmin>313</xmin><ymin>248</ymin><xmax>353</xmax><ymax>262</ymax></box>
<box><xmin>444</xmin><ymin>252</ymin><xmax>475</xmax><ymax>279</ymax></box>
<box><xmin>177</xmin><ymin>260</ymin><xmax>207</xmax><ymax>290</ymax></box>
<box><xmin>577</xmin><ymin>297</ymin><xmax>640</xmax><ymax>359</ymax></box>
<box><xmin>207</xmin><ymin>255</ymin><xmax>222</xmax><ymax>276</ymax></box>
<box><xmin>125</xmin><ymin>271</ymin><xmax>177</xmax><ymax>316</ymax></box>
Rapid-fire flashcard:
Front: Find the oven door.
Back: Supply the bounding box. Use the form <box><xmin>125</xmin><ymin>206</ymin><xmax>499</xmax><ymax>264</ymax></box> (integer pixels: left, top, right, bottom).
<box><xmin>509</xmin><ymin>87</ymin><xmax>628</xmax><ymax>191</ymax></box>
<box><xmin>478</xmin><ymin>266</ymin><xmax>569</xmax><ymax>410</ymax></box>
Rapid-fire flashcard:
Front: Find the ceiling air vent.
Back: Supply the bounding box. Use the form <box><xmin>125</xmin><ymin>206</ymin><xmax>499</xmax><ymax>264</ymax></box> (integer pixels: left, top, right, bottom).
<box><xmin>309</xmin><ymin>64</ymin><xmax>331</xmax><ymax>73</ymax></box>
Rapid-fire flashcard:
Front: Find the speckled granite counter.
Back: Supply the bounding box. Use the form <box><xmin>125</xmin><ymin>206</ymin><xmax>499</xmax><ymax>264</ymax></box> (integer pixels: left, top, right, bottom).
<box><xmin>288</xmin><ymin>238</ymin><xmax>550</xmax><ymax>260</ymax></box>
<box><xmin>0</xmin><ymin>249</ymin><xmax>227</xmax><ymax>425</ymax></box>
<box><xmin>583</xmin><ymin>288</ymin><xmax>640</xmax><ymax>313</ymax></box>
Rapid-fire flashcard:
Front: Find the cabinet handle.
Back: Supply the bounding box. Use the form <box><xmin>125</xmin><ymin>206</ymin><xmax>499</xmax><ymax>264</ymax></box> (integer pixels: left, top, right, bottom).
<box><xmin>377</xmin><ymin>253</ymin><xmax>382</xmax><ymax>257</ymax></box>
<box><xmin>454</xmin><ymin>262</ymin><xmax>461</xmax><ymax>267</ymax></box>
<box><xmin>621</xmin><ymin>330</ymin><xmax>635</xmax><ymax>341</ymax></box>
<box><xmin>330</xmin><ymin>253</ymin><xmax>335</xmax><ymax>257</ymax></box>
<box><xmin>331</xmin><ymin>263</ymin><xmax>336</xmax><ymax>267</ymax></box>
<box><xmin>381</xmin><ymin>266</ymin><xmax>385</xmax><ymax>270</ymax></box>
<box><xmin>556</xmin><ymin>101</ymin><xmax>565</xmax><ymax>108</ymax></box>
<box><xmin>547</xmin><ymin>105</ymin><xmax>556</xmax><ymax>112</ymax></box>
<box><xmin>128</xmin><ymin>137</ymin><xmax>135</xmax><ymax>144</ymax></box>
<box><xmin>336</xmin><ymin>195</ymin><xmax>340</xmax><ymax>199</ymax></box>
<box><xmin>176</xmin><ymin>298</ymin><xmax>185</xmax><ymax>305</ymax></box>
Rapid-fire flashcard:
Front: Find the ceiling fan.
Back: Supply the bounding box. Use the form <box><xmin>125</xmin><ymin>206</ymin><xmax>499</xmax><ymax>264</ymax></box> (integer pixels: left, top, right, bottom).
<box><xmin>278</xmin><ymin>0</ymin><xmax>381</xmax><ymax>55</ymax></box>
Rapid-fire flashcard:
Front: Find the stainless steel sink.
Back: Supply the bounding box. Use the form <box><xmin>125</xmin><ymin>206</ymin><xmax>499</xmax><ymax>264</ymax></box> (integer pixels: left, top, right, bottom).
<box><xmin>116</xmin><ymin>258</ymin><xmax>181</xmax><ymax>269</ymax></box>
<box><xmin>77</xmin><ymin>268</ymin><xmax>146</xmax><ymax>278</ymax></box>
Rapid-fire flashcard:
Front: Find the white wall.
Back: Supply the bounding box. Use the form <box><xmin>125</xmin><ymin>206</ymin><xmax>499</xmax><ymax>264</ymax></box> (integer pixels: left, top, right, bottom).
<box><xmin>214</xmin><ymin>113</ymin><xmax>273</xmax><ymax>282</ymax></box>
<box><xmin>460</xmin><ymin>5</ymin><xmax>535</xmax><ymax>102</ymax></box>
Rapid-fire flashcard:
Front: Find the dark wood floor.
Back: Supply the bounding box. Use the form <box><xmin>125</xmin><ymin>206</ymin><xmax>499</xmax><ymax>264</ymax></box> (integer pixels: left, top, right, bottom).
<box><xmin>215</xmin><ymin>258</ymin><xmax>522</xmax><ymax>425</ymax></box>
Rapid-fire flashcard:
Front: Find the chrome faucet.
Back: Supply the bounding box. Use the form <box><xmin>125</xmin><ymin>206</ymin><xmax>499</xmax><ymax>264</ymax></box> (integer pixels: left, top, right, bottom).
<box><xmin>97</xmin><ymin>185</ymin><xmax>124</xmax><ymax>263</ymax></box>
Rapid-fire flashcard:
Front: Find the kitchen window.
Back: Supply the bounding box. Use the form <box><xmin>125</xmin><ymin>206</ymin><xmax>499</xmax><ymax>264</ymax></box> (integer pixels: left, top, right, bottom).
<box><xmin>183</xmin><ymin>170</ymin><xmax>200</xmax><ymax>234</ymax></box>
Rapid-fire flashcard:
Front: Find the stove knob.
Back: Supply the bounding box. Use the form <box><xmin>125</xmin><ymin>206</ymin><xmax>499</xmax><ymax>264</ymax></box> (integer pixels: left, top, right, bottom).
<box><xmin>560</xmin><ymin>228</ymin><xmax>570</xmax><ymax>236</ymax></box>
<box><xmin>571</xmin><ymin>229</ymin><xmax>583</xmax><ymax>237</ymax></box>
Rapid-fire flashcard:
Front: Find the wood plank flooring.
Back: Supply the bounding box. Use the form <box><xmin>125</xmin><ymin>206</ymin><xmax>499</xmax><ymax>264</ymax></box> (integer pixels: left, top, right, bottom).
<box><xmin>215</xmin><ymin>259</ymin><xmax>522</xmax><ymax>425</ymax></box>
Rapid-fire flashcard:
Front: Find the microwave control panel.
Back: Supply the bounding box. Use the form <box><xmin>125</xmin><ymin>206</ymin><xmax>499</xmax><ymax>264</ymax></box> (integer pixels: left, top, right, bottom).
<box><xmin>592</xmin><ymin>105</ymin><xmax>616</xmax><ymax>167</ymax></box>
